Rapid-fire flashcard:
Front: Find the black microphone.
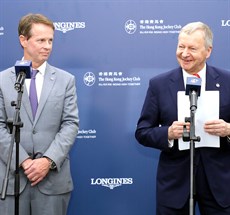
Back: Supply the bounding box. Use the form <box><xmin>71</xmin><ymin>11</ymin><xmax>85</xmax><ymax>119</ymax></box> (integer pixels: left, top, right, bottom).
<box><xmin>185</xmin><ymin>77</ymin><xmax>202</xmax><ymax>111</ymax></box>
<box><xmin>14</xmin><ymin>60</ymin><xmax>32</xmax><ymax>92</ymax></box>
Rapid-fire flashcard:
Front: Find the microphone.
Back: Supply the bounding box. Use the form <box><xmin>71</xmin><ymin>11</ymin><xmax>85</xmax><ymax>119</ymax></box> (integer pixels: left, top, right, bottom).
<box><xmin>14</xmin><ymin>60</ymin><xmax>32</xmax><ymax>92</ymax></box>
<box><xmin>185</xmin><ymin>77</ymin><xmax>201</xmax><ymax>96</ymax></box>
<box><xmin>185</xmin><ymin>77</ymin><xmax>201</xmax><ymax>111</ymax></box>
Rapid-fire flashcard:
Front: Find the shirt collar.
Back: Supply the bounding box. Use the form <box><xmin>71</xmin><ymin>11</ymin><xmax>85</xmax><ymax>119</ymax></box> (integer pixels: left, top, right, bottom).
<box><xmin>35</xmin><ymin>61</ymin><xmax>46</xmax><ymax>76</ymax></box>
<box><xmin>182</xmin><ymin>64</ymin><xmax>206</xmax><ymax>80</ymax></box>
<box><xmin>21</xmin><ymin>57</ymin><xmax>47</xmax><ymax>76</ymax></box>
<box><xmin>182</xmin><ymin>64</ymin><xmax>206</xmax><ymax>92</ymax></box>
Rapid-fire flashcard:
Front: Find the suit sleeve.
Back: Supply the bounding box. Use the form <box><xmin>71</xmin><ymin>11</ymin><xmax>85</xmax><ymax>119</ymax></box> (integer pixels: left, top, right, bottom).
<box><xmin>43</xmin><ymin>74</ymin><xmax>79</xmax><ymax>171</ymax></box>
<box><xmin>135</xmin><ymin>79</ymin><xmax>171</xmax><ymax>151</ymax></box>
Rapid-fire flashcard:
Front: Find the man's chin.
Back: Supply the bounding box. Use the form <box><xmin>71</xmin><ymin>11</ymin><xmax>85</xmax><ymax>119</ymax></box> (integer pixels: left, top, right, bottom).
<box><xmin>40</xmin><ymin>56</ymin><xmax>49</xmax><ymax>62</ymax></box>
<box><xmin>181</xmin><ymin>64</ymin><xmax>193</xmax><ymax>71</ymax></box>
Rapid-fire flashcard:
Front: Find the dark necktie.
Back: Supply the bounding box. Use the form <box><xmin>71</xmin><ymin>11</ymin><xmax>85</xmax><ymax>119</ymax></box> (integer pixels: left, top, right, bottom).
<box><xmin>29</xmin><ymin>70</ymin><xmax>38</xmax><ymax>119</ymax></box>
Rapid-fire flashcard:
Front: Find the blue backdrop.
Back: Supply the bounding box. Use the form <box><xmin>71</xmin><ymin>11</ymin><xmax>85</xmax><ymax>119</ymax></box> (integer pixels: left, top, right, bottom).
<box><xmin>0</xmin><ymin>1</ymin><xmax>230</xmax><ymax>215</ymax></box>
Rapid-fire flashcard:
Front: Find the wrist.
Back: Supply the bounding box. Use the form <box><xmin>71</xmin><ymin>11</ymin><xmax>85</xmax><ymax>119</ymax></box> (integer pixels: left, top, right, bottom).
<box><xmin>21</xmin><ymin>158</ymin><xmax>33</xmax><ymax>169</ymax></box>
<box><xmin>227</xmin><ymin>123</ymin><xmax>230</xmax><ymax>136</ymax></box>
<box><xmin>43</xmin><ymin>157</ymin><xmax>57</xmax><ymax>170</ymax></box>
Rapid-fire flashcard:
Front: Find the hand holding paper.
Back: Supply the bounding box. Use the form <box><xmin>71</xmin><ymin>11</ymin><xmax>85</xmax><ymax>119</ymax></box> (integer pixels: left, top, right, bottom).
<box><xmin>177</xmin><ymin>91</ymin><xmax>220</xmax><ymax>150</ymax></box>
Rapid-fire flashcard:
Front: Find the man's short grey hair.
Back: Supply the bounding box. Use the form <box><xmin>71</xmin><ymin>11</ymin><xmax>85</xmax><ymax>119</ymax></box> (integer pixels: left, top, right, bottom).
<box><xmin>179</xmin><ymin>22</ymin><xmax>213</xmax><ymax>49</ymax></box>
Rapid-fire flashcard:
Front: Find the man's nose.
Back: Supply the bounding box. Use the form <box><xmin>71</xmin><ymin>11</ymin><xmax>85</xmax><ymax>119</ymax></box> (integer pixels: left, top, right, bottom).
<box><xmin>182</xmin><ymin>48</ymin><xmax>190</xmax><ymax>57</ymax></box>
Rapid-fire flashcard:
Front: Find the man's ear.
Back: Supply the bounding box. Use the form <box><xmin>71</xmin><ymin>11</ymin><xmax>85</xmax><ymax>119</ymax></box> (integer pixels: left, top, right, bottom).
<box><xmin>19</xmin><ymin>35</ymin><xmax>27</xmax><ymax>48</ymax></box>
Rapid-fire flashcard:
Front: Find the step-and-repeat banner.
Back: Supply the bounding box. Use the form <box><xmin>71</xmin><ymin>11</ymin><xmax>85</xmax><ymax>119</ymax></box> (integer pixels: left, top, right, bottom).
<box><xmin>0</xmin><ymin>1</ymin><xmax>229</xmax><ymax>215</ymax></box>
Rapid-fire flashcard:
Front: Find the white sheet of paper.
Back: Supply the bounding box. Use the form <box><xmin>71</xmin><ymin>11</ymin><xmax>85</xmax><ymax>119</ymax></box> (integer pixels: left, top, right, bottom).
<box><xmin>177</xmin><ymin>91</ymin><xmax>220</xmax><ymax>150</ymax></box>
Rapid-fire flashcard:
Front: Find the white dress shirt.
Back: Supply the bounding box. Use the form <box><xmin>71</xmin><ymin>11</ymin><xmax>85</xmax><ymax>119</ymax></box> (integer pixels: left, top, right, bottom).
<box><xmin>25</xmin><ymin>61</ymin><xmax>46</xmax><ymax>103</ymax></box>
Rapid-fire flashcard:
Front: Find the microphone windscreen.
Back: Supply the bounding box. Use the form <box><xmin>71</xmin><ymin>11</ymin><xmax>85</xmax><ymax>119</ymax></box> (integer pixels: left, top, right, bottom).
<box><xmin>185</xmin><ymin>77</ymin><xmax>201</xmax><ymax>96</ymax></box>
<box><xmin>15</xmin><ymin>60</ymin><xmax>32</xmax><ymax>79</ymax></box>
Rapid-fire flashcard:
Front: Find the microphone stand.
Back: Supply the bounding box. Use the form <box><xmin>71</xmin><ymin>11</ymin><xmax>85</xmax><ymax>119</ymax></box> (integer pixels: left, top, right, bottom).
<box><xmin>183</xmin><ymin>90</ymin><xmax>200</xmax><ymax>215</ymax></box>
<box><xmin>1</xmin><ymin>74</ymin><xmax>25</xmax><ymax>215</ymax></box>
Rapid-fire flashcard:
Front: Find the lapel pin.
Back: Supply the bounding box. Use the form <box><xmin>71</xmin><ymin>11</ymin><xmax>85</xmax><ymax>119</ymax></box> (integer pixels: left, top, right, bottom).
<box><xmin>216</xmin><ymin>83</ymin><xmax>220</xmax><ymax>88</ymax></box>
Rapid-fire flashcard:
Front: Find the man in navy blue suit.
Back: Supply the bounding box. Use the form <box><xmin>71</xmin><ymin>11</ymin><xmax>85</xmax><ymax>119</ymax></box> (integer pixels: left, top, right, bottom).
<box><xmin>135</xmin><ymin>22</ymin><xmax>230</xmax><ymax>214</ymax></box>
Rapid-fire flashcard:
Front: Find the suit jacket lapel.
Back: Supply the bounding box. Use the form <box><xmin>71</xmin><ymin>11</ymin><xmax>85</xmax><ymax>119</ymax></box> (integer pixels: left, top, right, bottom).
<box><xmin>206</xmin><ymin>65</ymin><xmax>220</xmax><ymax>91</ymax></box>
<box><xmin>168</xmin><ymin>67</ymin><xmax>185</xmax><ymax>107</ymax></box>
<box><xmin>34</xmin><ymin>64</ymin><xmax>56</xmax><ymax>124</ymax></box>
<box><xmin>10</xmin><ymin>68</ymin><xmax>34</xmax><ymax>122</ymax></box>
<box><xmin>22</xmin><ymin>88</ymin><xmax>34</xmax><ymax>122</ymax></box>
<box><xmin>167</xmin><ymin>65</ymin><xmax>220</xmax><ymax>103</ymax></box>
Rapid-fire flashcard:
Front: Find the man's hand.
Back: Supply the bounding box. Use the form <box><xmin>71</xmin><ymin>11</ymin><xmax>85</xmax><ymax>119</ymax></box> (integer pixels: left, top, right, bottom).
<box><xmin>204</xmin><ymin>119</ymin><xmax>230</xmax><ymax>137</ymax></box>
<box><xmin>22</xmin><ymin>157</ymin><xmax>50</xmax><ymax>186</ymax></box>
<box><xmin>168</xmin><ymin>121</ymin><xmax>190</xmax><ymax>140</ymax></box>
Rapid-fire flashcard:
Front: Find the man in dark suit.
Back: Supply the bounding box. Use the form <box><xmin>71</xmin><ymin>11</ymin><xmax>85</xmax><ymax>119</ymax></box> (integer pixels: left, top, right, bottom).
<box><xmin>0</xmin><ymin>14</ymin><xmax>79</xmax><ymax>215</ymax></box>
<box><xmin>135</xmin><ymin>21</ymin><xmax>230</xmax><ymax>214</ymax></box>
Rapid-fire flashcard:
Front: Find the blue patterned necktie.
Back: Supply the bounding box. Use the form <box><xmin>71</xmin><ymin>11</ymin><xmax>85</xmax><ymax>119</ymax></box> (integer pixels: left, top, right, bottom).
<box><xmin>29</xmin><ymin>70</ymin><xmax>38</xmax><ymax>119</ymax></box>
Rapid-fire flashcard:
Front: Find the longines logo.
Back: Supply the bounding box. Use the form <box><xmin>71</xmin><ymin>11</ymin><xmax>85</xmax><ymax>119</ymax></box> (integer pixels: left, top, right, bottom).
<box><xmin>91</xmin><ymin>178</ymin><xmax>133</xmax><ymax>190</ymax></box>
<box><xmin>221</xmin><ymin>20</ymin><xmax>230</xmax><ymax>27</ymax></box>
<box><xmin>54</xmin><ymin>22</ymin><xmax>85</xmax><ymax>33</ymax></box>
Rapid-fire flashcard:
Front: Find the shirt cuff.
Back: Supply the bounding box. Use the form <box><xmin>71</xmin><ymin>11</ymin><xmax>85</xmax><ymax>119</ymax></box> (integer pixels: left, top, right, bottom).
<box><xmin>168</xmin><ymin>139</ymin><xmax>174</xmax><ymax>148</ymax></box>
